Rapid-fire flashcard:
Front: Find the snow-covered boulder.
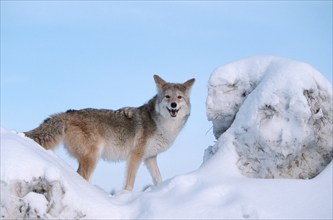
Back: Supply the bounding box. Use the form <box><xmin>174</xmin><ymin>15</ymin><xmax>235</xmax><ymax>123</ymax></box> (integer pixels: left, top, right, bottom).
<box><xmin>206</xmin><ymin>56</ymin><xmax>333</xmax><ymax>179</ymax></box>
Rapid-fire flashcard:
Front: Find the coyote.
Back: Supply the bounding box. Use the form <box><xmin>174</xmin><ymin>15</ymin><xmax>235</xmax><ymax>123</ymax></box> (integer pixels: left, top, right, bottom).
<box><xmin>25</xmin><ymin>75</ymin><xmax>195</xmax><ymax>191</ymax></box>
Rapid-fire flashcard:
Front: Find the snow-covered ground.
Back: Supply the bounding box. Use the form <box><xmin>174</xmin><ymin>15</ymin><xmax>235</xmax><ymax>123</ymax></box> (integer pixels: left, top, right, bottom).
<box><xmin>1</xmin><ymin>56</ymin><xmax>332</xmax><ymax>219</ymax></box>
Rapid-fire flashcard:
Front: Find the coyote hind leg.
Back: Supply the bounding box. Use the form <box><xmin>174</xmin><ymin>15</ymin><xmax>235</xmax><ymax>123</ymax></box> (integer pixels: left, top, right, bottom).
<box><xmin>64</xmin><ymin>126</ymin><xmax>101</xmax><ymax>181</ymax></box>
<box><xmin>77</xmin><ymin>155</ymin><xmax>98</xmax><ymax>181</ymax></box>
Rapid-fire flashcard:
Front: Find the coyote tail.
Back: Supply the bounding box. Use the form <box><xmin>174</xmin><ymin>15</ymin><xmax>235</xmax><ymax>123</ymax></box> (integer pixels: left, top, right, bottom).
<box><xmin>24</xmin><ymin>114</ymin><xmax>65</xmax><ymax>149</ymax></box>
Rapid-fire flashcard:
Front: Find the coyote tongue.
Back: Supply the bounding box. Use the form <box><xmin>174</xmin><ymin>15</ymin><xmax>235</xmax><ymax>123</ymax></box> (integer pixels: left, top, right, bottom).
<box><xmin>167</xmin><ymin>108</ymin><xmax>179</xmax><ymax>117</ymax></box>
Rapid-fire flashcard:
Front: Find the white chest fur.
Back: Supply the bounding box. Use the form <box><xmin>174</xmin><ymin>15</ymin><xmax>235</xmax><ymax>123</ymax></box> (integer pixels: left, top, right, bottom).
<box><xmin>144</xmin><ymin>117</ymin><xmax>185</xmax><ymax>158</ymax></box>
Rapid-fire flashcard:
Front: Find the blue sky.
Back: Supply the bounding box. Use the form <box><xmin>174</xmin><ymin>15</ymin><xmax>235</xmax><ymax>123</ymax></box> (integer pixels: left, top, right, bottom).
<box><xmin>1</xmin><ymin>1</ymin><xmax>332</xmax><ymax>191</ymax></box>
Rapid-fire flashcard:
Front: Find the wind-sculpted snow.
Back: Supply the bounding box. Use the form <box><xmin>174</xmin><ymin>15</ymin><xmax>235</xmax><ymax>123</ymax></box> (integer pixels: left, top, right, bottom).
<box><xmin>1</xmin><ymin>128</ymin><xmax>332</xmax><ymax>219</ymax></box>
<box><xmin>206</xmin><ymin>56</ymin><xmax>333</xmax><ymax>179</ymax></box>
<box><xmin>0</xmin><ymin>129</ymin><xmax>125</xmax><ymax>219</ymax></box>
<box><xmin>1</xmin><ymin>178</ymin><xmax>81</xmax><ymax>219</ymax></box>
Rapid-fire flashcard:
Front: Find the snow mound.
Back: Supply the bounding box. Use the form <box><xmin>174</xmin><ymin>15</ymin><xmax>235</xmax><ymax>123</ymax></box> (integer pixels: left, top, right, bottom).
<box><xmin>0</xmin><ymin>129</ymin><xmax>126</xmax><ymax>219</ymax></box>
<box><xmin>206</xmin><ymin>56</ymin><xmax>333</xmax><ymax>179</ymax></box>
<box><xmin>1</xmin><ymin>129</ymin><xmax>332</xmax><ymax>219</ymax></box>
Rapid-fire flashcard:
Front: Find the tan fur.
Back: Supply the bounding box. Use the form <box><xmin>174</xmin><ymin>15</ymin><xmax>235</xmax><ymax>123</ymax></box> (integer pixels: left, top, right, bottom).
<box><xmin>25</xmin><ymin>75</ymin><xmax>195</xmax><ymax>191</ymax></box>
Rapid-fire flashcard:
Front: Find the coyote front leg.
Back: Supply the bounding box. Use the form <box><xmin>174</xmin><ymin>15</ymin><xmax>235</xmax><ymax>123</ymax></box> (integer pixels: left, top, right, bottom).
<box><xmin>124</xmin><ymin>153</ymin><xmax>143</xmax><ymax>191</ymax></box>
<box><xmin>145</xmin><ymin>156</ymin><xmax>162</xmax><ymax>185</ymax></box>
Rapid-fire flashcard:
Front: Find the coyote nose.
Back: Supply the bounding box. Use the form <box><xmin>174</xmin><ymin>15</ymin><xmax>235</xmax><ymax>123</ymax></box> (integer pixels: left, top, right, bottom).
<box><xmin>171</xmin><ymin>102</ymin><xmax>177</xmax><ymax>108</ymax></box>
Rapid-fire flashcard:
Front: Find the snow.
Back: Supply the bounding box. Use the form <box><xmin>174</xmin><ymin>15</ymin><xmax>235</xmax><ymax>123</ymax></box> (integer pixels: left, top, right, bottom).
<box><xmin>1</xmin><ymin>56</ymin><xmax>332</xmax><ymax>219</ymax></box>
<box><xmin>206</xmin><ymin>56</ymin><xmax>332</xmax><ymax>179</ymax></box>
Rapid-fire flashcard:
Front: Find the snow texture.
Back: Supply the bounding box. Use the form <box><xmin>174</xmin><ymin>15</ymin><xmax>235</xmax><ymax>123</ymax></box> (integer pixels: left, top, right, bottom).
<box><xmin>0</xmin><ymin>129</ymin><xmax>126</xmax><ymax>219</ymax></box>
<box><xmin>1</xmin><ymin>56</ymin><xmax>332</xmax><ymax>219</ymax></box>
<box><xmin>206</xmin><ymin>56</ymin><xmax>333</xmax><ymax>179</ymax></box>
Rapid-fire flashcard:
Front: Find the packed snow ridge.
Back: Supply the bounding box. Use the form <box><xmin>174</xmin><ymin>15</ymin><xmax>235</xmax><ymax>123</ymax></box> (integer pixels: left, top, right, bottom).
<box><xmin>1</xmin><ymin>56</ymin><xmax>332</xmax><ymax>219</ymax></box>
<box><xmin>206</xmin><ymin>56</ymin><xmax>333</xmax><ymax>179</ymax></box>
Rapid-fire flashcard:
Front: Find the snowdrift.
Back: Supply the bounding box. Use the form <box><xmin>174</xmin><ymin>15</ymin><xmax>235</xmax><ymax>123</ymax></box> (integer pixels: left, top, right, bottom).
<box><xmin>1</xmin><ymin>56</ymin><xmax>332</xmax><ymax>219</ymax></box>
<box><xmin>0</xmin><ymin>129</ymin><xmax>127</xmax><ymax>219</ymax></box>
<box><xmin>1</xmin><ymin>129</ymin><xmax>332</xmax><ymax>219</ymax></box>
<box><xmin>206</xmin><ymin>56</ymin><xmax>333</xmax><ymax>179</ymax></box>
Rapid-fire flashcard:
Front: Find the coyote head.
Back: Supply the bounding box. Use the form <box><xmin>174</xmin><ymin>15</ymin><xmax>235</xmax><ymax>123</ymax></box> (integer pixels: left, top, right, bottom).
<box><xmin>154</xmin><ymin>75</ymin><xmax>195</xmax><ymax>119</ymax></box>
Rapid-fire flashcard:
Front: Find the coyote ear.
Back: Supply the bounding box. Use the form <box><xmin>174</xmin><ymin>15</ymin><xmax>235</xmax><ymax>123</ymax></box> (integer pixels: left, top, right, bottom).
<box><xmin>154</xmin><ymin>75</ymin><xmax>167</xmax><ymax>89</ymax></box>
<box><xmin>184</xmin><ymin>78</ymin><xmax>195</xmax><ymax>92</ymax></box>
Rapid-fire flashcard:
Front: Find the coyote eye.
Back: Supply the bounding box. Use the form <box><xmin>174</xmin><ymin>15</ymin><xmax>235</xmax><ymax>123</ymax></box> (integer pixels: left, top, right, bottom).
<box><xmin>177</xmin><ymin>96</ymin><xmax>182</xmax><ymax>99</ymax></box>
<box><xmin>165</xmin><ymin>95</ymin><xmax>170</xmax><ymax>99</ymax></box>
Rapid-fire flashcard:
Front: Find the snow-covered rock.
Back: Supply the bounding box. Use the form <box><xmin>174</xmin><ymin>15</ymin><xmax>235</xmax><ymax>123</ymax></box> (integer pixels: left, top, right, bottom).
<box><xmin>206</xmin><ymin>56</ymin><xmax>333</xmax><ymax>179</ymax></box>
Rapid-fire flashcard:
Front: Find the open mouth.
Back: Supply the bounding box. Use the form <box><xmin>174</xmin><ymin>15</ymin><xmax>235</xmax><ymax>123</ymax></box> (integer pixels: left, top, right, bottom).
<box><xmin>167</xmin><ymin>107</ymin><xmax>180</xmax><ymax>117</ymax></box>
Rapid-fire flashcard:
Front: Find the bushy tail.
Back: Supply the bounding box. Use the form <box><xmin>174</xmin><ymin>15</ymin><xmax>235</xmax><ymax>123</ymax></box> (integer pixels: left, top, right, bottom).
<box><xmin>24</xmin><ymin>114</ymin><xmax>65</xmax><ymax>149</ymax></box>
